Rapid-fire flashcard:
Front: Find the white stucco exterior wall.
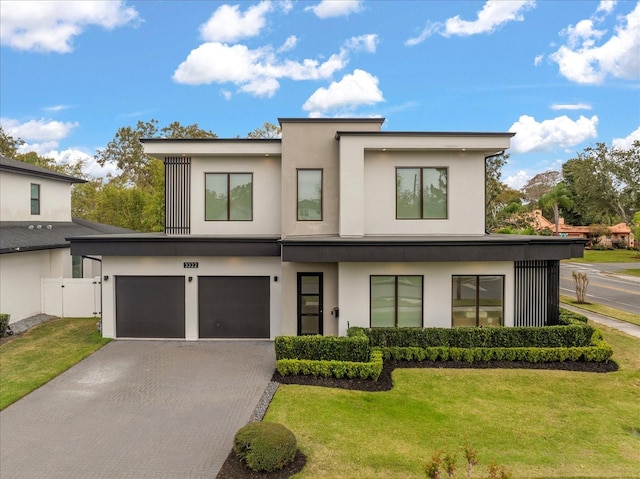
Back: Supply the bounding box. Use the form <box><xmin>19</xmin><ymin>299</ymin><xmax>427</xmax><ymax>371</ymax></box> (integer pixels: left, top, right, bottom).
<box><xmin>0</xmin><ymin>171</ymin><xmax>72</xmax><ymax>222</ymax></box>
<box><xmin>100</xmin><ymin>256</ymin><xmax>282</xmax><ymax>340</ymax></box>
<box><xmin>337</xmin><ymin>261</ymin><xmax>514</xmax><ymax>335</ymax></box>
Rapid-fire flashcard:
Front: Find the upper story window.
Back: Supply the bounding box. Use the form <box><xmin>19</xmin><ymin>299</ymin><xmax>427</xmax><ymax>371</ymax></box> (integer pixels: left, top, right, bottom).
<box><xmin>371</xmin><ymin>275</ymin><xmax>423</xmax><ymax>327</ymax></box>
<box><xmin>452</xmin><ymin>275</ymin><xmax>504</xmax><ymax>327</ymax></box>
<box><xmin>396</xmin><ymin>167</ymin><xmax>447</xmax><ymax>219</ymax></box>
<box><xmin>297</xmin><ymin>169</ymin><xmax>322</xmax><ymax>221</ymax></box>
<box><xmin>72</xmin><ymin>256</ymin><xmax>83</xmax><ymax>278</ymax></box>
<box><xmin>205</xmin><ymin>173</ymin><xmax>252</xmax><ymax>221</ymax></box>
<box><xmin>30</xmin><ymin>183</ymin><xmax>40</xmax><ymax>215</ymax></box>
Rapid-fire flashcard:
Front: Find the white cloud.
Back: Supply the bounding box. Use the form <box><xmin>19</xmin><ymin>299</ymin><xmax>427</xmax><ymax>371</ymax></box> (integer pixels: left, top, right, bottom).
<box><xmin>199</xmin><ymin>1</ymin><xmax>272</xmax><ymax>43</ymax></box>
<box><xmin>597</xmin><ymin>0</ymin><xmax>617</xmax><ymax>14</ymax></box>
<box><xmin>344</xmin><ymin>34</ymin><xmax>378</xmax><ymax>53</ymax></box>
<box><xmin>444</xmin><ymin>0</ymin><xmax>536</xmax><ymax>37</ymax></box>
<box><xmin>43</xmin><ymin>105</ymin><xmax>72</xmax><ymax>112</ymax></box>
<box><xmin>306</xmin><ymin>0</ymin><xmax>363</xmax><ymax>19</ymax></box>
<box><xmin>550</xmin><ymin>2</ymin><xmax>640</xmax><ymax>84</ymax></box>
<box><xmin>550</xmin><ymin>103</ymin><xmax>592</xmax><ymax>110</ymax></box>
<box><xmin>278</xmin><ymin>35</ymin><xmax>297</xmax><ymax>53</ymax></box>
<box><xmin>47</xmin><ymin>148</ymin><xmax>119</xmax><ymax>178</ymax></box>
<box><xmin>0</xmin><ymin>0</ymin><xmax>139</xmax><ymax>53</ymax></box>
<box><xmin>534</xmin><ymin>54</ymin><xmax>543</xmax><ymax>66</ymax></box>
<box><xmin>504</xmin><ymin>170</ymin><xmax>531</xmax><ymax>190</ymax></box>
<box><xmin>509</xmin><ymin>114</ymin><xmax>598</xmax><ymax>153</ymax></box>
<box><xmin>221</xmin><ymin>90</ymin><xmax>233</xmax><ymax>100</ymax></box>
<box><xmin>173</xmin><ymin>42</ymin><xmax>348</xmax><ymax>96</ymax></box>
<box><xmin>406</xmin><ymin>0</ymin><xmax>535</xmax><ymax>44</ymax></box>
<box><xmin>302</xmin><ymin>69</ymin><xmax>384</xmax><ymax>117</ymax></box>
<box><xmin>2</xmin><ymin>118</ymin><xmax>78</xmax><ymax>142</ymax></box>
<box><xmin>612</xmin><ymin>126</ymin><xmax>640</xmax><ymax>149</ymax></box>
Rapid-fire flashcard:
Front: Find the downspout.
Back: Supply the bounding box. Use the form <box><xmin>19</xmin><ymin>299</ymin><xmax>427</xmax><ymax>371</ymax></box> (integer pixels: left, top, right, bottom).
<box><xmin>82</xmin><ymin>256</ymin><xmax>103</xmax><ymax>333</ymax></box>
<box><xmin>484</xmin><ymin>151</ymin><xmax>505</xmax><ymax>235</ymax></box>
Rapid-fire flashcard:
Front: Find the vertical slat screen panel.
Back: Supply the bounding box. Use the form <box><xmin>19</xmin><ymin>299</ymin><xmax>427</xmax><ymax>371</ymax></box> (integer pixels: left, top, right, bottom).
<box><xmin>164</xmin><ymin>156</ymin><xmax>191</xmax><ymax>235</ymax></box>
<box><xmin>515</xmin><ymin>260</ymin><xmax>557</xmax><ymax>327</ymax></box>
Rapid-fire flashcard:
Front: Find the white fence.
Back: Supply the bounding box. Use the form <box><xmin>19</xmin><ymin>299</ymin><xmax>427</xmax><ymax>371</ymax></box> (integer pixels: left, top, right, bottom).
<box><xmin>41</xmin><ymin>277</ymin><xmax>101</xmax><ymax>317</ymax></box>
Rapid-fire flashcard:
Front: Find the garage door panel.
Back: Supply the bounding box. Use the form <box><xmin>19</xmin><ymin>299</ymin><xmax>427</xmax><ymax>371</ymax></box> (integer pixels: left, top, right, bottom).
<box><xmin>116</xmin><ymin>276</ymin><xmax>185</xmax><ymax>338</ymax></box>
<box><xmin>199</xmin><ymin>276</ymin><xmax>270</xmax><ymax>338</ymax></box>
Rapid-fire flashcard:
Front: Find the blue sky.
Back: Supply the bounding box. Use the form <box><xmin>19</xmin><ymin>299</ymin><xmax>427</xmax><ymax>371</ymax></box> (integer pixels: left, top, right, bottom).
<box><xmin>1</xmin><ymin>0</ymin><xmax>638</xmax><ymax>187</ymax></box>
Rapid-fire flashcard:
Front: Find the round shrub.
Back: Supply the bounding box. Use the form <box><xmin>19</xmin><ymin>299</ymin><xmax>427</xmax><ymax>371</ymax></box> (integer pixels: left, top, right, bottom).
<box><xmin>233</xmin><ymin>422</ymin><xmax>297</xmax><ymax>472</ymax></box>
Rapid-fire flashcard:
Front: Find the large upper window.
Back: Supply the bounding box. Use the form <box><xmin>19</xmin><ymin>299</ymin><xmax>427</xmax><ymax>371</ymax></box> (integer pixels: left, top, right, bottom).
<box><xmin>297</xmin><ymin>169</ymin><xmax>322</xmax><ymax>221</ymax></box>
<box><xmin>396</xmin><ymin>167</ymin><xmax>447</xmax><ymax>219</ymax></box>
<box><xmin>452</xmin><ymin>275</ymin><xmax>504</xmax><ymax>327</ymax></box>
<box><xmin>205</xmin><ymin>173</ymin><xmax>252</xmax><ymax>221</ymax></box>
<box><xmin>371</xmin><ymin>275</ymin><xmax>423</xmax><ymax>327</ymax></box>
<box><xmin>30</xmin><ymin>183</ymin><xmax>40</xmax><ymax>215</ymax></box>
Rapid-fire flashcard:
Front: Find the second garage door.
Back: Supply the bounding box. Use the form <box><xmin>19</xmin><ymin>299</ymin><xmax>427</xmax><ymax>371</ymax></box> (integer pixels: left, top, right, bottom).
<box><xmin>198</xmin><ymin>276</ymin><xmax>270</xmax><ymax>338</ymax></box>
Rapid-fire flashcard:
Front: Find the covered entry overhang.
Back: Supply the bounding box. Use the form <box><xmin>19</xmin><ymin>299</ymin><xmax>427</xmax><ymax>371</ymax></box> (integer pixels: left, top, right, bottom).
<box><xmin>280</xmin><ymin>234</ymin><xmax>587</xmax><ymax>263</ymax></box>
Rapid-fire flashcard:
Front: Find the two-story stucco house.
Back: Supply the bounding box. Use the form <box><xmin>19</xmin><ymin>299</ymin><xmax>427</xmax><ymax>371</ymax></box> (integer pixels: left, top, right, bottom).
<box><xmin>0</xmin><ymin>156</ymin><xmax>133</xmax><ymax>323</ymax></box>
<box><xmin>68</xmin><ymin>118</ymin><xmax>585</xmax><ymax>340</ymax></box>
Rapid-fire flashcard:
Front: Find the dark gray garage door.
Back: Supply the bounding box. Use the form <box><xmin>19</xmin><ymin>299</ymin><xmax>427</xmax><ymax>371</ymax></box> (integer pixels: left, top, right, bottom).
<box><xmin>116</xmin><ymin>276</ymin><xmax>185</xmax><ymax>338</ymax></box>
<box><xmin>198</xmin><ymin>276</ymin><xmax>270</xmax><ymax>338</ymax></box>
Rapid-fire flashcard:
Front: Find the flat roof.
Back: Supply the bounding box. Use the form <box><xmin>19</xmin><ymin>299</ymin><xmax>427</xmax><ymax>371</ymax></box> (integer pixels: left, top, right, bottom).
<box><xmin>278</xmin><ymin>117</ymin><xmax>385</xmax><ymax>126</ymax></box>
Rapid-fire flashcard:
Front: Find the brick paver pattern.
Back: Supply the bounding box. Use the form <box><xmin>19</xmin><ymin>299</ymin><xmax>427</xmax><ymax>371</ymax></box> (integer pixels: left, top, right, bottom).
<box><xmin>0</xmin><ymin>340</ymin><xmax>275</xmax><ymax>478</ymax></box>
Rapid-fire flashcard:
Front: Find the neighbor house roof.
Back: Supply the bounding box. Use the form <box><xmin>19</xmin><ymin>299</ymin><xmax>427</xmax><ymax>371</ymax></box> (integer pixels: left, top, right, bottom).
<box><xmin>0</xmin><ymin>218</ymin><xmax>136</xmax><ymax>254</ymax></box>
<box><xmin>0</xmin><ymin>155</ymin><xmax>87</xmax><ymax>184</ymax></box>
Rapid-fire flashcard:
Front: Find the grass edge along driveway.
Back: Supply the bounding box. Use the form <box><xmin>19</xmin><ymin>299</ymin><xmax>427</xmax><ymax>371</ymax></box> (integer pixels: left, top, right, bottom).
<box><xmin>265</xmin><ymin>325</ymin><xmax>640</xmax><ymax>479</ymax></box>
<box><xmin>0</xmin><ymin>317</ymin><xmax>111</xmax><ymax>410</ymax></box>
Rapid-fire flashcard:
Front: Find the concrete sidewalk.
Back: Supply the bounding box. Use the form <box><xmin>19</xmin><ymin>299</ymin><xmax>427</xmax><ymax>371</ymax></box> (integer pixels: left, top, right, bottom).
<box><xmin>0</xmin><ymin>340</ymin><xmax>275</xmax><ymax>479</ymax></box>
<box><xmin>562</xmin><ymin>303</ymin><xmax>640</xmax><ymax>338</ymax></box>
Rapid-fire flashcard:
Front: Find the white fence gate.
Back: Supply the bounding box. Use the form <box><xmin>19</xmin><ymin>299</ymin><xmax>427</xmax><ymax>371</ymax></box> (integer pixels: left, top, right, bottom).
<box><xmin>41</xmin><ymin>277</ymin><xmax>101</xmax><ymax>317</ymax></box>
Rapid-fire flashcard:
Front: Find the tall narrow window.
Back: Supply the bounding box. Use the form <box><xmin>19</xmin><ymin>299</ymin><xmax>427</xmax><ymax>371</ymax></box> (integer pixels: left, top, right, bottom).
<box><xmin>371</xmin><ymin>275</ymin><xmax>423</xmax><ymax>327</ymax></box>
<box><xmin>452</xmin><ymin>275</ymin><xmax>504</xmax><ymax>327</ymax></box>
<box><xmin>205</xmin><ymin>173</ymin><xmax>252</xmax><ymax>221</ymax></box>
<box><xmin>72</xmin><ymin>256</ymin><xmax>83</xmax><ymax>278</ymax></box>
<box><xmin>396</xmin><ymin>167</ymin><xmax>447</xmax><ymax>219</ymax></box>
<box><xmin>297</xmin><ymin>169</ymin><xmax>322</xmax><ymax>221</ymax></box>
<box><xmin>30</xmin><ymin>183</ymin><xmax>40</xmax><ymax>215</ymax></box>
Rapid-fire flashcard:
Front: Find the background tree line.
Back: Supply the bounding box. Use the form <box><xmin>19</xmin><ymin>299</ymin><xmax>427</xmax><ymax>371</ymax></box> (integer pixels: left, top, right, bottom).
<box><xmin>2</xmin><ymin>121</ymin><xmax>638</xmax><ymax>240</ymax></box>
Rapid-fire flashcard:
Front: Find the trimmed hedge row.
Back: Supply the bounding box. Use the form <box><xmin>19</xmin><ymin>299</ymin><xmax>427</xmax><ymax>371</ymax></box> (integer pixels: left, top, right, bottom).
<box><xmin>359</xmin><ymin>324</ymin><xmax>596</xmax><ymax>349</ymax></box>
<box><xmin>0</xmin><ymin>313</ymin><xmax>9</xmax><ymax>338</ymax></box>
<box><xmin>276</xmin><ymin>349</ymin><xmax>383</xmax><ymax>380</ymax></box>
<box><xmin>381</xmin><ymin>344</ymin><xmax>612</xmax><ymax>363</ymax></box>
<box><xmin>275</xmin><ymin>334</ymin><xmax>369</xmax><ymax>362</ymax></box>
<box><xmin>558</xmin><ymin>308</ymin><xmax>589</xmax><ymax>325</ymax></box>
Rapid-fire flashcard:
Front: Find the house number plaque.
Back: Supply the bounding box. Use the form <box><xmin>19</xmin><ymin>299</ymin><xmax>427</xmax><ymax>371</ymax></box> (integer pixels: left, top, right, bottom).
<box><xmin>183</xmin><ymin>262</ymin><xmax>199</xmax><ymax>268</ymax></box>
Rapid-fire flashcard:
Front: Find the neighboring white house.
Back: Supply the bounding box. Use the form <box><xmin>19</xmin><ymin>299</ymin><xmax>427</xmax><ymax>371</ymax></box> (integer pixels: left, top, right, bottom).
<box><xmin>0</xmin><ymin>156</ymin><xmax>133</xmax><ymax>323</ymax></box>
<box><xmin>69</xmin><ymin>118</ymin><xmax>586</xmax><ymax>340</ymax></box>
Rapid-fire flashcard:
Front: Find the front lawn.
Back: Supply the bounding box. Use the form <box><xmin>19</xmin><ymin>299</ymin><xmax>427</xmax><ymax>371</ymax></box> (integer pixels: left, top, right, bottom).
<box><xmin>570</xmin><ymin>249</ymin><xmax>640</xmax><ymax>263</ymax></box>
<box><xmin>0</xmin><ymin>317</ymin><xmax>110</xmax><ymax>410</ymax></box>
<box><xmin>265</xmin><ymin>326</ymin><xmax>640</xmax><ymax>478</ymax></box>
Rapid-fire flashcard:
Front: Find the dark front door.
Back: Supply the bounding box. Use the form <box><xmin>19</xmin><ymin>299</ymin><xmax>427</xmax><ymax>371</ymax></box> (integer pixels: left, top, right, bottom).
<box><xmin>297</xmin><ymin>273</ymin><xmax>323</xmax><ymax>335</ymax></box>
<box><xmin>198</xmin><ymin>276</ymin><xmax>270</xmax><ymax>338</ymax></box>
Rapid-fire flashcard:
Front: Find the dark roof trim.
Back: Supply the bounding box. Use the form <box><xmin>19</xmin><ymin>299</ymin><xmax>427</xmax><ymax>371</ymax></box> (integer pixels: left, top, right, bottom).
<box><xmin>278</xmin><ymin>118</ymin><xmax>385</xmax><ymax>126</ymax></box>
<box><xmin>281</xmin><ymin>236</ymin><xmax>586</xmax><ymax>262</ymax></box>
<box><xmin>0</xmin><ymin>156</ymin><xmax>86</xmax><ymax>184</ymax></box>
<box><xmin>68</xmin><ymin>235</ymin><xmax>282</xmax><ymax>257</ymax></box>
<box><xmin>140</xmin><ymin>138</ymin><xmax>281</xmax><ymax>143</ymax></box>
<box><xmin>335</xmin><ymin>131</ymin><xmax>516</xmax><ymax>139</ymax></box>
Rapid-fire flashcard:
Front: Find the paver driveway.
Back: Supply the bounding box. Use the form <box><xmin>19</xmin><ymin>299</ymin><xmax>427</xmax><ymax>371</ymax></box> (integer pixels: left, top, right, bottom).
<box><xmin>0</xmin><ymin>340</ymin><xmax>275</xmax><ymax>479</ymax></box>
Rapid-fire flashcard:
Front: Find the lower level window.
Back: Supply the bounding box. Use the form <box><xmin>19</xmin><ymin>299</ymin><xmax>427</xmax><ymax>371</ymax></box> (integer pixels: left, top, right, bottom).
<box><xmin>371</xmin><ymin>275</ymin><xmax>423</xmax><ymax>327</ymax></box>
<box><xmin>72</xmin><ymin>256</ymin><xmax>83</xmax><ymax>278</ymax></box>
<box><xmin>452</xmin><ymin>275</ymin><xmax>504</xmax><ymax>327</ymax></box>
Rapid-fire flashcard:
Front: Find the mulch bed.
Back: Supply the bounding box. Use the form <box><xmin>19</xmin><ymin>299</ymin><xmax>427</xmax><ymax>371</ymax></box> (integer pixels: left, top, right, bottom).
<box><xmin>218</xmin><ymin>358</ymin><xmax>617</xmax><ymax>478</ymax></box>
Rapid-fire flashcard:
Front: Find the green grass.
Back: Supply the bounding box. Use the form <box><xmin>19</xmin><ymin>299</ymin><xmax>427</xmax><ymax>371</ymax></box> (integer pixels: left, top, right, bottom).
<box><xmin>0</xmin><ymin>317</ymin><xmax>110</xmax><ymax>410</ymax></box>
<box><xmin>617</xmin><ymin>268</ymin><xmax>640</xmax><ymax>277</ymax></box>
<box><xmin>560</xmin><ymin>295</ymin><xmax>640</xmax><ymax>327</ymax></box>
<box><xmin>266</xmin><ymin>328</ymin><xmax>640</xmax><ymax>479</ymax></box>
<box><xmin>569</xmin><ymin>249</ymin><xmax>640</xmax><ymax>263</ymax></box>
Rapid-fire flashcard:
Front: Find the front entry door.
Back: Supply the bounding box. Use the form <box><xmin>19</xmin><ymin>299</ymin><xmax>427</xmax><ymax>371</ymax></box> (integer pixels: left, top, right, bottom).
<box><xmin>297</xmin><ymin>273</ymin><xmax>323</xmax><ymax>335</ymax></box>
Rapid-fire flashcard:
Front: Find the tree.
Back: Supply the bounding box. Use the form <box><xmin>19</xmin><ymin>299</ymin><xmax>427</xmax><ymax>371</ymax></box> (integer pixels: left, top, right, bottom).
<box><xmin>485</xmin><ymin>152</ymin><xmax>527</xmax><ymax>231</ymax></box>
<box><xmin>562</xmin><ymin>141</ymin><xmax>640</xmax><ymax>225</ymax></box>
<box><xmin>247</xmin><ymin>122</ymin><xmax>281</xmax><ymax>139</ymax></box>
<box><xmin>521</xmin><ymin>170</ymin><xmax>561</xmax><ymax>203</ymax></box>
<box><xmin>0</xmin><ymin>125</ymin><xmax>24</xmax><ymax>158</ymax></box>
<box><xmin>540</xmin><ymin>182</ymin><xmax>573</xmax><ymax>235</ymax></box>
